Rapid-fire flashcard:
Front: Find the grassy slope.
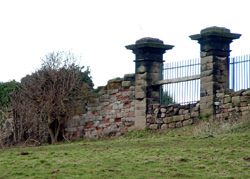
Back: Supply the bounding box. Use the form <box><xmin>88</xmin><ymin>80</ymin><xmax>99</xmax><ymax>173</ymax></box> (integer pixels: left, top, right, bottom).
<box><xmin>1</xmin><ymin>122</ymin><xmax>250</xmax><ymax>179</ymax></box>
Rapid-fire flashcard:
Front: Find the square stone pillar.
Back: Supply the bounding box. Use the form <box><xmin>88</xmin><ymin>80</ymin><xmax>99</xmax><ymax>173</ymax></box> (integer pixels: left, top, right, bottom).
<box><xmin>126</xmin><ymin>38</ymin><xmax>174</xmax><ymax>129</ymax></box>
<box><xmin>190</xmin><ymin>26</ymin><xmax>241</xmax><ymax>121</ymax></box>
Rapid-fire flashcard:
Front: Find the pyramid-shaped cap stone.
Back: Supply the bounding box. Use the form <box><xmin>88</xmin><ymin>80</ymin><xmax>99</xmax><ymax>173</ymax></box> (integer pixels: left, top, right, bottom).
<box><xmin>136</xmin><ymin>37</ymin><xmax>164</xmax><ymax>44</ymax></box>
<box><xmin>200</xmin><ymin>26</ymin><xmax>230</xmax><ymax>34</ymax></box>
<box><xmin>190</xmin><ymin>26</ymin><xmax>241</xmax><ymax>40</ymax></box>
<box><xmin>126</xmin><ymin>37</ymin><xmax>173</xmax><ymax>51</ymax></box>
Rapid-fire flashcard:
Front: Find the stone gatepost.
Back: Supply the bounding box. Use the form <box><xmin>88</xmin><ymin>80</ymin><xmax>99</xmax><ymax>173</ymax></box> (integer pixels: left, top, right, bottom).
<box><xmin>126</xmin><ymin>37</ymin><xmax>174</xmax><ymax>129</ymax></box>
<box><xmin>190</xmin><ymin>27</ymin><xmax>241</xmax><ymax>121</ymax></box>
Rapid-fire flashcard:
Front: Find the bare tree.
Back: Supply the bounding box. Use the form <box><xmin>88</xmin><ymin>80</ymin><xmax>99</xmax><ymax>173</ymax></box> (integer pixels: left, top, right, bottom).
<box><xmin>13</xmin><ymin>51</ymin><xmax>93</xmax><ymax>143</ymax></box>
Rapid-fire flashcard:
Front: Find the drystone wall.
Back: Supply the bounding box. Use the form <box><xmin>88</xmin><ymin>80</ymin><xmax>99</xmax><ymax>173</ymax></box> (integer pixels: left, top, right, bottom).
<box><xmin>146</xmin><ymin>103</ymin><xmax>200</xmax><ymax>130</ymax></box>
<box><xmin>64</xmin><ymin>74</ymin><xmax>135</xmax><ymax>139</ymax></box>
<box><xmin>215</xmin><ymin>89</ymin><xmax>250</xmax><ymax>121</ymax></box>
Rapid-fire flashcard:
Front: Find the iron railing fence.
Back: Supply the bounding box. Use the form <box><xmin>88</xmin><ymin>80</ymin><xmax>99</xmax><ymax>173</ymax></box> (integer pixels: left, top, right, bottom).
<box><xmin>160</xmin><ymin>54</ymin><xmax>250</xmax><ymax>105</ymax></box>
<box><xmin>230</xmin><ymin>54</ymin><xmax>250</xmax><ymax>91</ymax></box>
<box><xmin>160</xmin><ymin>58</ymin><xmax>200</xmax><ymax>105</ymax></box>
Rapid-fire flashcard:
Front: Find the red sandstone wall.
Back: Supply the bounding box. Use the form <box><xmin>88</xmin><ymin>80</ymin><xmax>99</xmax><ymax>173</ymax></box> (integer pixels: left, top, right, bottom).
<box><xmin>64</xmin><ymin>74</ymin><xmax>135</xmax><ymax>139</ymax></box>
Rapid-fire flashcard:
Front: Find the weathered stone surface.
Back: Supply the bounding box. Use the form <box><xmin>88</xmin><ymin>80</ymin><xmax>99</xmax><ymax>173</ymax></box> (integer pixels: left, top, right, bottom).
<box><xmin>154</xmin><ymin>108</ymin><xmax>160</xmax><ymax>115</ymax></box>
<box><xmin>135</xmin><ymin>92</ymin><xmax>146</xmax><ymax>99</ymax></box>
<box><xmin>161</xmin><ymin>124</ymin><xmax>168</xmax><ymax>130</ymax></box>
<box><xmin>214</xmin><ymin>102</ymin><xmax>220</xmax><ymax>106</ymax></box>
<box><xmin>224</xmin><ymin>96</ymin><xmax>231</xmax><ymax>103</ymax></box>
<box><xmin>240</xmin><ymin>96</ymin><xmax>250</xmax><ymax>102</ymax></box>
<box><xmin>135</xmin><ymin>116</ymin><xmax>146</xmax><ymax>129</ymax></box>
<box><xmin>216</xmin><ymin>93</ymin><xmax>225</xmax><ymax>98</ymax></box>
<box><xmin>160</xmin><ymin>108</ymin><xmax>167</xmax><ymax>113</ymax></box>
<box><xmin>173</xmin><ymin>115</ymin><xmax>184</xmax><ymax>122</ymax></box>
<box><xmin>184</xmin><ymin>114</ymin><xmax>191</xmax><ymax>119</ymax></box>
<box><xmin>232</xmin><ymin>96</ymin><xmax>241</xmax><ymax>106</ymax></box>
<box><xmin>163</xmin><ymin>117</ymin><xmax>172</xmax><ymax>123</ymax></box>
<box><xmin>168</xmin><ymin>123</ymin><xmax>176</xmax><ymax>128</ymax></box>
<box><xmin>242</xmin><ymin>111</ymin><xmax>250</xmax><ymax>116</ymax></box>
<box><xmin>161</xmin><ymin>113</ymin><xmax>166</xmax><ymax>118</ymax></box>
<box><xmin>156</xmin><ymin>118</ymin><xmax>163</xmax><ymax>124</ymax></box>
<box><xmin>183</xmin><ymin>110</ymin><xmax>189</xmax><ymax>114</ymax></box>
<box><xmin>176</xmin><ymin>122</ymin><xmax>182</xmax><ymax>128</ymax></box>
<box><xmin>183</xmin><ymin>119</ymin><xmax>193</xmax><ymax>126</ymax></box>
<box><xmin>240</xmin><ymin>106</ymin><xmax>250</xmax><ymax>112</ymax></box>
<box><xmin>242</xmin><ymin>90</ymin><xmax>250</xmax><ymax>96</ymax></box>
<box><xmin>240</xmin><ymin>102</ymin><xmax>248</xmax><ymax>107</ymax></box>
<box><xmin>228</xmin><ymin>108</ymin><xmax>235</xmax><ymax>112</ymax></box>
<box><xmin>147</xmin><ymin>117</ymin><xmax>155</xmax><ymax>123</ymax></box>
<box><xmin>149</xmin><ymin>124</ymin><xmax>158</xmax><ymax>130</ymax></box>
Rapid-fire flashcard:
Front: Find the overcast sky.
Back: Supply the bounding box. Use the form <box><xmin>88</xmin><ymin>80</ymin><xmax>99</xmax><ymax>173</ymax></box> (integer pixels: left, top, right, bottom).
<box><xmin>0</xmin><ymin>0</ymin><xmax>249</xmax><ymax>87</ymax></box>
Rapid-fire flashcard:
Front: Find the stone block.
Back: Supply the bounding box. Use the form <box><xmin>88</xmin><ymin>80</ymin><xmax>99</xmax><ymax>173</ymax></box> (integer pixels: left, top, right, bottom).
<box><xmin>137</xmin><ymin>66</ymin><xmax>146</xmax><ymax>73</ymax></box>
<box><xmin>156</xmin><ymin>118</ymin><xmax>163</xmax><ymax>124</ymax></box>
<box><xmin>122</xmin><ymin>81</ymin><xmax>133</xmax><ymax>87</ymax></box>
<box><xmin>123</xmin><ymin>73</ymin><xmax>135</xmax><ymax>81</ymax></box>
<box><xmin>216</xmin><ymin>93</ymin><xmax>225</xmax><ymax>98</ymax></box>
<box><xmin>214</xmin><ymin>102</ymin><xmax>220</xmax><ymax>106</ymax></box>
<box><xmin>129</xmin><ymin>86</ymin><xmax>135</xmax><ymax>91</ymax></box>
<box><xmin>148</xmin><ymin>73</ymin><xmax>161</xmax><ymax>81</ymax></box>
<box><xmin>72</xmin><ymin>115</ymin><xmax>80</xmax><ymax>120</ymax></box>
<box><xmin>163</xmin><ymin>117</ymin><xmax>173</xmax><ymax>123</ymax></box>
<box><xmin>223</xmin><ymin>96</ymin><xmax>231</xmax><ymax>103</ymax></box>
<box><xmin>183</xmin><ymin>110</ymin><xmax>189</xmax><ymax>114</ymax></box>
<box><xmin>176</xmin><ymin>122</ymin><xmax>182</xmax><ymax>128</ymax></box>
<box><xmin>161</xmin><ymin>124</ymin><xmax>168</xmax><ymax>130</ymax></box>
<box><xmin>161</xmin><ymin>113</ymin><xmax>166</xmax><ymax>118</ymax></box>
<box><xmin>173</xmin><ymin>115</ymin><xmax>184</xmax><ymax>122</ymax></box>
<box><xmin>232</xmin><ymin>96</ymin><xmax>241</xmax><ymax>106</ymax></box>
<box><xmin>122</xmin><ymin>117</ymin><xmax>135</xmax><ymax>122</ymax></box>
<box><xmin>201</xmin><ymin>56</ymin><xmax>213</xmax><ymax>65</ymax></box>
<box><xmin>200</xmin><ymin>108</ymin><xmax>214</xmax><ymax>118</ymax></box>
<box><xmin>135</xmin><ymin>79</ymin><xmax>147</xmax><ymax>86</ymax></box>
<box><xmin>109</xmin><ymin>89</ymin><xmax>119</xmax><ymax>95</ymax></box>
<box><xmin>179</xmin><ymin>109</ymin><xmax>184</xmax><ymax>114</ymax></box>
<box><xmin>200</xmin><ymin>102</ymin><xmax>207</xmax><ymax>110</ymax></box>
<box><xmin>122</xmin><ymin>92</ymin><xmax>130</xmax><ymax>97</ymax></box>
<box><xmin>240</xmin><ymin>96</ymin><xmax>250</xmax><ymax>102</ymax></box>
<box><xmin>183</xmin><ymin>119</ymin><xmax>193</xmax><ymax>126</ymax></box>
<box><xmin>168</xmin><ymin>123</ymin><xmax>176</xmax><ymax>128</ymax></box>
<box><xmin>117</xmin><ymin>113</ymin><xmax>123</xmax><ymax>118</ymax></box>
<box><xmin>200</xmin><ymin>95</ymin><xmax>214</xmax><ymax>103</ymax></box>
<box><xmin>240</xmin><ymin>106</ymin><xmax>250</xmax><ymax>112</ymax></box>
<box><xmin>184</xmin><ymin>114</ymin><xmax>191</xmax><ymax>119</ymax></box>
<box><xmin>100</xmin><ymin>94</ymin><xmax>110</xmax><ymax>100</ymax></box>
<box><xmin>224</xmin><ymin>103</ymin><xmax>232</xmax><ymax>109</ymax></box>
<box><xmin>242</xmin><ymin>90</ymin><xmax>250</xmax><ymax>96</ymax></box>
<box><xmin>242</xmin><ymin>111</ymin><xmax>250</xmax><ymax>116</ymax></box>
<box><xmin>149</xmin><ymin>124</ymin><xmax>158</xmax><ymax>130</ymax></box>
<box><xmin>135</xmin><ymin>92</ymin><xmax>146</xmax><ymax>99</ymax></box>
<box><xmin>240</xmin><ymin>102</ymin><xmax>248</xmax><ymax>107</ymax></box>
<box><xmin>235</xmin><ymin>107</ymin><xmax>240</xmax><ymax>112</ymax></box>
<box><xmin>135</xmin><ymin>116</ymin><xmax>146</xmax><ymax>130</ymax></box>
<box><xmin>135</xmin><ymin>110</ymin><xmax>146</xmax><ymax>116</ymax></box>
<box><xmin>160</xmin><ymin>108</ymin><xmax>167</xmax><ymax>113</ymax></box>
<box><xmin>201</xmin><ymin>70</ymin><xmax>213</xmax><ymax>78</ymax></box>
<box><xmin>228</xmin><ymin>108</ymin><xmax>235</xmax><ymax>112</ymax></box>
<box><xmin>147</xmin><ymin>117</ymin><xmax>155</xmax><ymax>123</ymax></box>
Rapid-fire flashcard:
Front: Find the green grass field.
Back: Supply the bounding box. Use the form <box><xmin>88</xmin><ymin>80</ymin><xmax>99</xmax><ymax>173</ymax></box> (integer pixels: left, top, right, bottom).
<box><xmin>1</xmin><ymin>120</ymin><xmax>250</xmax><ymax>179</ymax></box>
